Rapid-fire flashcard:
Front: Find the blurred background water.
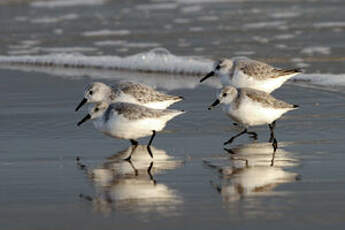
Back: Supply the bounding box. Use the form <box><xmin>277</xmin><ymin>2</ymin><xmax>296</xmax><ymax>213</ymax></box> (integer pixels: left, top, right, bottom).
<box><xmin>1</xmin><ymin>0</ymin><xmax>345</xmax><ymax>72</ymax></box>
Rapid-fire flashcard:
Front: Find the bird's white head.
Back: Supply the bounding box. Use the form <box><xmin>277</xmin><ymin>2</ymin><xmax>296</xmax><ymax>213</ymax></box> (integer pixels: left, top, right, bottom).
<box><xmin>218</xmin><ymin>86</ymin><xmax>238</xmax><ymax>104</ymax></box>
<box><xmin>84</xmin><ymin>82</ymin><xmax>113</xmax><ymax>103</ymax></box>
<box><xmin>89</xmin><ymin>101</ymin><xmax>109</xmax><ymax>119</ymax></box>
<box><xmin>208</xmin><ymin>86</ymin><xmax>238</xmax><ymax>109</ymax></box>
<box><xmin>75</xmin><ymin>82</ymin><xmax>113</xmax><ymax>112</ymax></box>
<box><xmin>77</xmin><ymin>102</ymin><xmax>109</xmax><ymax>126</ymax></box>
<box><xmin>200</xmin><ymin>59</ymin><xmax>234</xmax><ymax>83</ymax></box>
<box><xmin>214</xmin><ymin>59</ymin><xmax>234</xmax><ymax>75</ymax></box>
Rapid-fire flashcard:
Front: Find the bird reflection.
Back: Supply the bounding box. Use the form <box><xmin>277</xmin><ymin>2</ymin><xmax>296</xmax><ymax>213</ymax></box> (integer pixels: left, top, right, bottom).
<box><xmin>77</xmin><ymin>145</ymin><xmax>183</xmax><ymax>216</ymax></box>
<box><xmin>204</xmin><ymin>142</ymin><xmax>300</xmax><ymax>202</ymax></box>
<box><xmin>225</xmin><ymin>142</ymin><xmax>299</xmax><ymax>168</ymax></box>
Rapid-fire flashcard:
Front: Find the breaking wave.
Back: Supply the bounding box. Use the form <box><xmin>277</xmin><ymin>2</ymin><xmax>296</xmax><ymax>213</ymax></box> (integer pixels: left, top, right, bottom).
<box><xmin>0</xmin><ymin>48</ymin><xmax>344</xmax><ymax>91</ymax></box>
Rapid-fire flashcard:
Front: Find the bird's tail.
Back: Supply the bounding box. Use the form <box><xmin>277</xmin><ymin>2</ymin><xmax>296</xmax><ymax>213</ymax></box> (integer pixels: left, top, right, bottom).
<box><xmin>172</xmin><ymin>95</ymin><xmax>184</xmax><ymax>101</ymax></box>
<box><xmin>167</xmin><ymin>109</ymin><xmax>185</xmax><ymax>119</ymax></box>
<box><xmin>283</xmin><ymin>68</ymin><xmax>303</xmax><ymax>74</ymax></box>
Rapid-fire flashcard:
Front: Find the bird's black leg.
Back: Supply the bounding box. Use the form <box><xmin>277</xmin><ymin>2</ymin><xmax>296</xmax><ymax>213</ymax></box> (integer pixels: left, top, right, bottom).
<box><xmin>268</xmin><ymin>121</ymin><xmax>278</xmax><ymax>151</ymax></box>
<box><xmin>270</xmin><ymin>137</ymin><xmax>278</xmax><ymax>167</ymax></box>
<box><xmin>272</xmin><ymin>137</ymin><xmax>278</xmax><ymax>153</ymax></box>
<box><xmin>270</xmin><ymin>146</ymin><xmax>276</xmax><ymax>167</ymax></box>
<box><xmin>130</xmin><ymin>139</ymin><xmax>138</xmax><ymax>146</ymax></box>
<box><xmin>268</xmin><ymin>121</ymin><xmax>276</xmax><ymax>143</ymax></box>
<box><xmin>147</xmin><ymin>146</ymin><xmax>154</xmax><ymax>159</ymax></box>
<box><xmin>224</xmin><ymin>129</ymin><xmax>248</xmax><ymax>145</ymax></box>
<box><xmin>147</xmin><ymin>130</ymin><xmax>156</xmax><ymax>146</ymax></box>
<box><xmin>146</xmin><ymin>130</ymin><xmax>156</xmax><ymax>158</ymax></box>
<box><xmin>124</xmin><ymin>143</ymin><xmax>138</xmax><ymax>161</ymax></box>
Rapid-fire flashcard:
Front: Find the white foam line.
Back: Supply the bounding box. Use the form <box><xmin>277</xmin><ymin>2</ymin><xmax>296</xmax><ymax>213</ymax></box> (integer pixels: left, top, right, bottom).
<box><xmin>0</xmin><ymin>48</ymin><xmax>344</xmax><ymax>91</ymax></box>
<box><xmin>293</xmin><ymin>73</ymin><xmax>345</xmax><ymax>88</ymax></box>
<box><xmin>0</xmin><ymin>48</ymin><xmax>212</xmax><ymax>75</ymax></box>
<box><xmin>82</xmin><ymin>30</ymin><xmax>131</xmax><ymax>37</ymax></box>
<box><xmin>31</xmin><ymin>0</ymin><xmax>106</xmax><ymax>8</ymax></box>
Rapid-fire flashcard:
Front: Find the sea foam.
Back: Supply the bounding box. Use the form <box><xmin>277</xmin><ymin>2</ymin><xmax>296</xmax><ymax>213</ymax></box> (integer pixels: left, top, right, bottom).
<box><xmin>0</xmin><ymin>48</ymin><xmax>344</xmax><ymax>91</ymax></box>
<box><xmin>31</xmin><ymin>0</ymin><xmax>106</xmax><ymax>8</ymax></box>
<box><xmin>0</xmin><ymin>48</ymin><xmax>212</xmax><ymax>75</ymax></box>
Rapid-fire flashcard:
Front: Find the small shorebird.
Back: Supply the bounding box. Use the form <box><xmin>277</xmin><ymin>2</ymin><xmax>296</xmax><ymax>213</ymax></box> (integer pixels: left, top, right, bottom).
<box><xmin>75</xmin><ymin>81</ymin><xmax>184</xmax><ymax>111</ymax></box>
<box><xmin>208</xmin><ymin>86</ymin><xmax>298</xmax><ymax>150</ymax></box>
<box><xmin>77</xmin><ymin>102</ymin><xmax>185</xmax><ymax>159</ymax></box>
<box><xmin>200</xmin><ymin>57</ymin><xmax>301</xmax><ymax>93</ymax></box>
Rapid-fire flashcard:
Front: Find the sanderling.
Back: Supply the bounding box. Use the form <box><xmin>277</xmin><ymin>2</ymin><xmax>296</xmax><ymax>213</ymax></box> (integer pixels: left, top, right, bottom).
<box><xmin>75</xmin><ymin>81</ymin><xmax>184</xmax><ymax>111</ymax></box>
<box><xmin>200</xmin><ymin>57</ymin><xmax>301</xmax><ymax>93</ymax></box>
<box><xmin>208</xmin><ymin>86</ymin><xmax>298</xmax><ymax>150</ymax></box>
<box><xmin>77</xmin><ymin>102</ymin><xmax>185</xmax><ymax>159</ymax></box>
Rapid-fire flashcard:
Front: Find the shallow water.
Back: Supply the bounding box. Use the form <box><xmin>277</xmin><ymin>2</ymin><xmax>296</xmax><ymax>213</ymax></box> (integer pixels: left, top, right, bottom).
<box><xmin>1</xmin><ymin>0</ymin><xmax>345</xmax><ymax>229</ymax></box>
<box><xmin>1</xmin><ymin>68</ymin><xmax>345</xmax><ymax>229</ymax></box>
<box><xmin>1</xmin><ymin>0</ymin><xmax>345</xmax><ymax>72</ymax></box>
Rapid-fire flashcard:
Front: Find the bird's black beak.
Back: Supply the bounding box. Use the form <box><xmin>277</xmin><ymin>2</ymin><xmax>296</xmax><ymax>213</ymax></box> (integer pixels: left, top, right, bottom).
<box><xmin>208</xmin><ymin>99</ymin><xmax>220</xmax><ymax>110</ymax></box>
<box><xmin>77</xmin><ymin>114</ymin><xmax>91</xmax><ymax>126</ymax></box>
<box><xmin>200</xmin><ymin>71</ymin><xmax>215</xmax><ymax>83</ymax></box>
<box><xmin>75</xmin><ymin>98</ymin><xmax>87</xmax><ymax>112</ymax></box>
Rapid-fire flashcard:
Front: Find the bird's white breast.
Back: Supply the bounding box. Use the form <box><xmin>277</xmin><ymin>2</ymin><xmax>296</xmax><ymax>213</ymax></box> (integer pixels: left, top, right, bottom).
<box><xmin>93</xmin><ymin>113</ymin><xmax>169</xmax><ymax>140</ymax></box>
<box><xmin>225</xmin><ymin>97</ymin><xmax>288</xmax><ymax>126</ymax></box>
<box><xmin>231</xmin><ymin>72</ymin><xmax>298</xmax><ymax>93</ymax></box>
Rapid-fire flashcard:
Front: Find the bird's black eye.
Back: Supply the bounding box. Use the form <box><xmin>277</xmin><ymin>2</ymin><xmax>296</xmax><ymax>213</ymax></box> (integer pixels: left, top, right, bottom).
<box><xmin>223</xmin><ymin>93</ymin><xmax>227</xmax><ymax>97</ymax></box>
<box><xmin>215</xmin><ymin>64</ymin><xmax>221</xmax><ymax>70</ymax></box>
<box><xmin>95</xmin><ymin>108</ymin><xmax>99</xmax><ymax>112</ymax></box>
<box><xmin>89</xmin><ymin>90</ymin><xmax>93</xmax><ymax>95</ymax></box>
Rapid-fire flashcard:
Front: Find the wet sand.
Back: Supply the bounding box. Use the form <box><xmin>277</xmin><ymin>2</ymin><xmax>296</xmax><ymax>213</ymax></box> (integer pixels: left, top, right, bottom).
<box><xmin>1</xmin><ymin>68</ymin><xmax>345</xmax><ymax>229</ymax></box>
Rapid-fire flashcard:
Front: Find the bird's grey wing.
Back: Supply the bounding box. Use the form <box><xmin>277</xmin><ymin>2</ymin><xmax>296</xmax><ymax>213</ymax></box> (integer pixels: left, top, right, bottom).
<box><xmin>242</xmin><ymin>88</ymin><xmax>295</xmax><ymax>109</ymax></box>
<box><xmin>111</xmin><ymin>103</ymin><xmax>175</xmax><ymax>120</ymax></box>
<box><xmin>236</xmin><ymin>59</ymin><xmax>300</xmax><ymax>80</ymax></box>
<box><xmin>120</xmin><ymin>82</ymin><xmax>181</xmax><ymax>103</ymax></box>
